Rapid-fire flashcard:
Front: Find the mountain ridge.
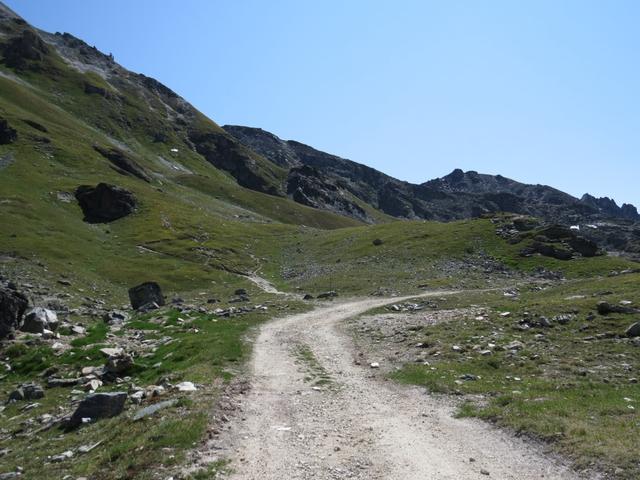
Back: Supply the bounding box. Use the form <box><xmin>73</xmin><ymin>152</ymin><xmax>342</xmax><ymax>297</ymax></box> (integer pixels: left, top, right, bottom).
<box><xmin>223</xmin><ymin>124</ymin><xmax>639</xmax><ymax>224</ymax></box>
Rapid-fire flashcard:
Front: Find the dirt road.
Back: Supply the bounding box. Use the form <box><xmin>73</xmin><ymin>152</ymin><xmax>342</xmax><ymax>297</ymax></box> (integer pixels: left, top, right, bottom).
<box><xmin>206</xmin><ymin>294</ymin><xmax>586</xmax><ymax>479</ymax></box>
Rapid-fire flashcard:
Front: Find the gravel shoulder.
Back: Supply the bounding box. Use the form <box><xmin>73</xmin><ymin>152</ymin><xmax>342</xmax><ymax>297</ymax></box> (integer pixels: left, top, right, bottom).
<box><xmin>201</xmin><ymin>293</ymin><xmax>587</xmax><ymax>479</ymax></box>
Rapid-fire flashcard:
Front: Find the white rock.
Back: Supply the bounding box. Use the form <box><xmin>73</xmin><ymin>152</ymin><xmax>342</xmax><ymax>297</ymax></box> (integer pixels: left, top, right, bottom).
<box><xmin>369</xmin><ymin>362</ymin><xmax>380</xmax><ymax>369</ymax></box>
<box><xmin>175</xmin><ymin>381</ymin><xmax>197</xmax><ymax>392</ymax></box>
<box><xmin>100</xmin><ymin>347</ymin><xmax>124</xmax><ymax>358</ymax></box>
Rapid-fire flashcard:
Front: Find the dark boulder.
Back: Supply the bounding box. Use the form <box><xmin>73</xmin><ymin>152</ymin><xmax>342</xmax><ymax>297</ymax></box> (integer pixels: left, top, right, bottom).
<box><xmin>128</xmin><ymin>282</ymin><xmax>164</xmax><ymax>310</ymax></box>
<box><xmin>372</xmin><ymin>238</ymin><xmax>384</xmax><ymax>246</ymax></box>
<box><xmin>8</xmin><ymin>382</ymin><xmax>44</xmax><ymax>402</ymax></box>
<box><xmin>303</xmin><ymin>294</ymin><xmax>314</xmax><ymax>300</ymax></box>
<box><xmin>75</xmin><ymin>183</ymin><xmax>137</xmax><ymax>223</ymax></box>
<box><xmin>0</xmin><ymin>119</ymin><xmax>17</xmax><ymax>144</ymax></box>
<box><xmin>0</xmin><ymin>287</ymin><xmax>28</xmax><ymax>339</ymax></box>
<box><xmin>93</xmin><ymin>145</ymin><xmax>151</xmax><ymax>182</ymax></box>
<box><xmin>597</xmin><ymin>301</ymin><xmax>638</xmax><ymax>315</ymax></box>
<box><xmin>626</xmin><ymin>322</ymin><xmax>640</xmax><ymax>337</ymax></box>
<box><xmin>66</xmin><ymin>392</ymin><xmax>127</xmax><ymax>429</ymax></box>
<box><xmin>105</xmin><ymin>353</ymin><xmax>134</xmax><ymax>375</ymax></box>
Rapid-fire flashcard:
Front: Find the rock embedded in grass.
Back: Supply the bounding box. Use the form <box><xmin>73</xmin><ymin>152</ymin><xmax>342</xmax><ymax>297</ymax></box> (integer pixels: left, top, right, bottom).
<box><xmin>8</xmin><ymin>382</ymin><xmax>44</xmax><ymax>402</ymax></box>
<box><xmin>597</xmin><ymin>301</ymin><xmax>638</xmax><ymax>315</ymax></box>
<box><xmin>128</xmin><ymin>281</ymin><xmax>164</xmax><ymax>310</ymax></box>
<box><xmin>66</xmin><ymin>392</ymin><xmax>128</xmax><ymax>429</ymax></box>
<box><xmin>626</xmin><ymin>322</ymin><xmax>640</xmax><ymax>338</ymax></box>
<box><xmin>75</xmin><ymin>183</ymin><xmax>138</xmax><ymax>223</ymax></box>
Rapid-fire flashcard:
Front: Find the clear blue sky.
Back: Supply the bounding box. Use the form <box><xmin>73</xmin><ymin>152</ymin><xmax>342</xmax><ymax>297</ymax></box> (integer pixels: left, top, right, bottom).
<box><xmin>7</xmin><ymin>0</ymin><xmax>640</xmax><ymax>206</ymax></box>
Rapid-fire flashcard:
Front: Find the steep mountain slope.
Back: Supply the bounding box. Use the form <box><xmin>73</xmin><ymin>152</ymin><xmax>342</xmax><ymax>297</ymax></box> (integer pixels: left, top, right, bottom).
<box><xmin>0</xmin><ymin>3</ymin><xmax>363</xmax><ymax>300</ymax></box>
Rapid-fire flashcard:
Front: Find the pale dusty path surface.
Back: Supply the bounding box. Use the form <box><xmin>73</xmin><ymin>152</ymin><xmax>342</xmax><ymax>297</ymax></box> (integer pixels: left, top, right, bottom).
<box><xmin>208</xmin><ymin>293</ymin><xmax>588</xmax><ymax>480</ymax></box>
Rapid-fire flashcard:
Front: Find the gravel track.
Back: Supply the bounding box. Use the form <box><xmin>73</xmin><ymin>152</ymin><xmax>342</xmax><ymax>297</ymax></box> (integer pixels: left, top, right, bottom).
<box><xmin>208</xmin><ymin>293</ymin><xmax>586</xmax><ymax>479</ymax></box>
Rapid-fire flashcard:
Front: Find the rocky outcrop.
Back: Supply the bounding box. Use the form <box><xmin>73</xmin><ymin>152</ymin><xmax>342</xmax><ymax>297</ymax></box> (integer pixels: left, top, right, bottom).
<box><xmin>580</xmin><ymin>194</ymin><xmax>639</xmax><ymax>221</ymax></box>
<box><xmin>223</xmin><ymin>125</ymin><xmax>301</xmax><ymax>168</ymax></box>
<box><xmin>287</xmin><ymin>166</ymin><xmax>371</xmax><ymax>222</ymax></box>
<box><xmin>75</xmin><ymin>183</ymin><xmax>137</xmax><ymax>223</ymax></box>
<box><xmin>189</xmin><ymin>130</ymin><xmax>284</xmax><ymax>196</ymax></box>
<box><xmin>2</xmin><ymin>29</ymin><xmax>49</xmax><ymax>69</ymax></box>
<box><xmin>128</xmin><ymin>282</ymin><xmax>164</xmax><ymax>310</ymax></box>
<box><xmin>0</xmin><ymin>286</ymin><xmax>28</xmax><ymax>339</ymax></box>
<box><xmin>93</xmin><ymin>145</ymin><xmax>151</xmax><ymax>182</ymax></box>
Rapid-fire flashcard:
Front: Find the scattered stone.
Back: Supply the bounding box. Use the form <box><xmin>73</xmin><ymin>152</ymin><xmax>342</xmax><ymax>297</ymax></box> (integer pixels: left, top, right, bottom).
<box><xmin>83</xmin><ymin>379</ymin><xmax>102</xmax><ymax>392</ymax></box>
<box><xmin>103</xmin><ymin>310</ymin><xmax>128</xmax><ymax>324</ymax></box>
<box><xmin>100</xmin><ymin>347</ymin><xmax>124</xmax><ymax>358</ymax></box>
<box><xmin>480</xmin><ymin>469</ymin><xmax>490</xmax><ymax>476</ymax></box>
<box><xmin>47</xmin><ymin>377</ymin><xmax>79</xmax><ymax>388</ymax></box>
<box><xmin>506</xmin><ymin>341</ymin><xmax>524</xmax><ymax>351</ymax></box>
<box><xmin>78</xmin><ymin>441</ymin><xmax>102</xmax><ymax>454</ymax></box>
<box><xmin>21</xmin><ymin>307</ymin><xmax>58</xmax><ymax>333</ymax></box>
<box><xmin>75</xmin><ymin>183</ymin><xmax>137</xmax><ymax>223</ymax></box>
<box><xmin>129</xmin><ymin>390</ymin><xmax>145</xmax><ymax>404</ymax></box>
<box><xmin>0</xmin><ymin>287</ymin><xmax>28</xmax><ymax>338</ymax></box>
<box><xmin>370</xmin><ymin>362</ymin><xmax>380</xmax><ymax>369</ymax></box>
<box><xmin>66</xmin><ymin>392</ymin><xmax>127</xmax><ymax>429</ymax></box>
<box><xmin>234</xmin><ymin>288</ymin><xmax>247</xmax><ymax>296</ymax></box>
<box><xmin>553</xmin><ymin>314</ymin><xmax>574</xmax><ymax>325</ymax></box>
<box><xmin>71</xmin><ymin>325</ymin><xmax>86</xmax><ymax>335</ymax></box>
<box><xmin>105</xmin><ymin>353</ymin><xmax>134</xmax><ymax>375</ymax></box>
<box><xmin>132</xmin><ymin>399</ymin><xmax>178</xmax><ymax>421</ymax></box>
<box><xmin>50</xmin><ymin>450</ymin><xmax>74</xmax><ymax>463</ymax></box>
<box><xmin>175</xmin><ymin>381</ymin><xmax>197</xmax><ymax>392</ymax></box>
<box><xmin>128</xmin><ymin>282</ymin><xmax>164</xmax><ymax>310</ymax></box>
